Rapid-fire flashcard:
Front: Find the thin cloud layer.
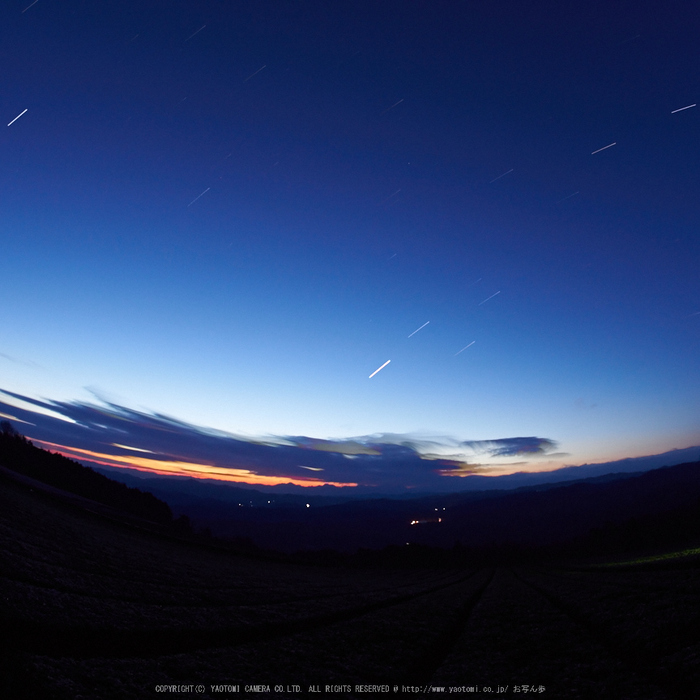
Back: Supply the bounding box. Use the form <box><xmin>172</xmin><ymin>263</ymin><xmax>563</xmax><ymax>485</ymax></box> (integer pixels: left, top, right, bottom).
<box><xmin>461</xmin><ymin>437</ymin><xmax>558</xmax><ymax>457</ymax></box>
<box><xmin>0</xmin><ymin>389</ymin><xmax>558</xmax><ymax>493</ymax></box>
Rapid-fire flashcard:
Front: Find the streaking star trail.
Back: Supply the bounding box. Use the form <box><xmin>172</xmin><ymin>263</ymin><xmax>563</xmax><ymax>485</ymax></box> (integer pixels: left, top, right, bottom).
<box><xmin>489</xmin><ymin>169</ymin><xmax>513</xmax><ymax>183</ymax></box>
<box><xmin>478</xmin><ymin>291</ymin><xmax>501</xmax><ymax>306</ymax></box>
<box><xmin>408</xmin><ymin>321</ymin><xmax>429</xmax><ymax>338</ymax></box>
<box><xmin>671</xmin><ymin>104</ymin><xmax>696</xmax><ymax>113</ymax></box>
<box><xmin>454</xmin><ymin>341</ymin><xmax>475</xmax><ymax>356</ymax></box>
<box><xmin>244</xmin><ymin>65</ymin><xmax>267</xmax><ymax>82</ymax></box>
<box><xmin>591</xmin><ymin>142</ymin><xmax>617</xmax><ymax>155</ymax></box>
<box><xmin>380</xmin><ymin>99</ymin><xmax>404</xmax><ymax>115</ymax></box>
<box><xmin>559</xmin><ymin>191</ymin><xmax>580</xmax><ymax>202</ymax></box>
<box><xmin>369</xmin><ymin>360</ymin><xmax>391</xmax><ymax>378</ymax></box>
<box><xmin>7</xmin><ymin>109</ymin><xmax>28</xmax><ymax>127</ymax></box>
<box><xmin>187</xmin><ymin>187</ymin><xmax>210</xmax><ymax>207</ymax></box>
<box><xmin>185</xmin><ymin>25</ymin><xmax>206</xmax><ymax>42</ymax></box>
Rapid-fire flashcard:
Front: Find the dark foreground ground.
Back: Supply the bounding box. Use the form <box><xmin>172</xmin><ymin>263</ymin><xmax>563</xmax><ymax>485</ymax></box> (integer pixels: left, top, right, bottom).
<box><xmin>1</xmin><ymin>470</ymin><xmax>699</xmax><ymax>700</ymax></box>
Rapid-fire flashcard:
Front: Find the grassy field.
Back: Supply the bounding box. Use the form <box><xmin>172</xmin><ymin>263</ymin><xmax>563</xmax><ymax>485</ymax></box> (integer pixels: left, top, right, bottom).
<box><xmin>1</xmin><ymin>470</ymin><xmax>699</xmax><ymax>699</ymax></box>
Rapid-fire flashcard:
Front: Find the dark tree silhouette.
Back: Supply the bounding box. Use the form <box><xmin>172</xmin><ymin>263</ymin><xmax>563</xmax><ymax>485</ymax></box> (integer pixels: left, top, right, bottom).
<box><xmin>1</xmin><ymin>420</ymin><xmax>18</xmax><ymax>437</ymax></box>
<box><xmin>0</xmin><ymin>422</ymin><xmax>180</xmax><ymax>528</ymax></box>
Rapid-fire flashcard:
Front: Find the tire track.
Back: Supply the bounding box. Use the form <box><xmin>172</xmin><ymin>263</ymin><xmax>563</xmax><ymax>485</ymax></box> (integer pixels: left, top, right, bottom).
<box><xmin>0</xmin><ymin>565</ymin><xmax>465</xmax><ymax>610</ymax></box>
<box><xmin>404</xmin><ymin>567</ymin><xmax>495</xmax><ymax>686</ymax></box>
<box><xmin>519</xmin><ymin>566</ymin><xmax>700</xmax><ymax>659</ymax></box>
<box><xmin>0</xmin><ymin>567</ymin><xmax>483</xmax><ymax>659</ymax></box>
<box><xmin>512</xmin><ymin>568</ymin><xmax>696</xmax><ymax>700</ymax></box>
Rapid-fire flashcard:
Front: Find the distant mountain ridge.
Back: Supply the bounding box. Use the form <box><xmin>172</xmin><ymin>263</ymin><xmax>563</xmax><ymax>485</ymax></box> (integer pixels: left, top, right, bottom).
<box><xmin>91</xmin><ymin>444</ymin><xmax>700</xmax><ymax>505</ymax></box>
<box><xmin>420</xmin><ymin>445</ymin><xmax>700</xmax><ymax>493</ymax></box>
<box><xmin>220</xmin><ymin>459</ymin><xmax>700</xmax><ymax>553</ymax></box>
<box><xmin>95</xmin><ymin>454</ymin><xmax>700</xmax><ymax>554</ymax></box>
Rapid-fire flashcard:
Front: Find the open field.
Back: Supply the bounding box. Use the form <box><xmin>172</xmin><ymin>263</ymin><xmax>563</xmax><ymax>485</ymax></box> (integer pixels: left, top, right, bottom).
<box><xmin>2</xmin><ymin>470</ymin><xmax>700</xmax><ymax>699</ymax></box>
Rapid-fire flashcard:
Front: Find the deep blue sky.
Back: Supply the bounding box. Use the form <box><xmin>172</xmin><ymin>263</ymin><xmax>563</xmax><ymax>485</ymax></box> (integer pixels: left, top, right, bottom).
<box><xmin>1</xmin><ymin>1</ymin><xmax>699</xmax><ymax>490</ymax></box>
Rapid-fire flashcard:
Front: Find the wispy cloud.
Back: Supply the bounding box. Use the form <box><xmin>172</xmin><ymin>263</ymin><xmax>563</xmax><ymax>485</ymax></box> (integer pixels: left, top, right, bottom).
<box><xmin>0</xmin><ymin>388</ymin><xmax>558</xmax><ymax>493</ymax></box>
<box><xmin>460</xmin><ymin>437</ymin><xmax>558</xmax><ymax>457</ymax></box>
<box><xmin>0</xmin><ymin>352</ymin><xmax>40</xmax><ymax>368</ymax></box>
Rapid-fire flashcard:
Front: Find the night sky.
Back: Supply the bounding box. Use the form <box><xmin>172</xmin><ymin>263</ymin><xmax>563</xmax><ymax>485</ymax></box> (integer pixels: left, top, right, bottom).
<box><xmin>1</xmin><ymin>1</ymin><xmax>699</xmax><ymax>492</ymax></box>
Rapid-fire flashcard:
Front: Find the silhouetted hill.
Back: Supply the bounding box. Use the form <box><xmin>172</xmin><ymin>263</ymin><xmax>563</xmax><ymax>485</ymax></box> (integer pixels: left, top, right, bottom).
<box><xmin>422</xmin><ymin>445</ymin><xmax>700</xmax><ymax>492</ymax></box>
<box><xmin>429</xmin><ymin>460</ymin><xmax>700</xmax><ymax>549</ymax></box>
<box><xmin>0</xmin><ymin>421</ymin><xmax>175</xmax><ymax>527</ymax></box>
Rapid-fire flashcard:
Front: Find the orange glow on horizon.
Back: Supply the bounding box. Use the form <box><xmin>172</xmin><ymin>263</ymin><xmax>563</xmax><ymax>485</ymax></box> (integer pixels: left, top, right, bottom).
<box><xmin>30</xmin><ymin>438</ymin><xmax>359</xmax><ymax>488</ymax></box>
